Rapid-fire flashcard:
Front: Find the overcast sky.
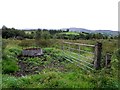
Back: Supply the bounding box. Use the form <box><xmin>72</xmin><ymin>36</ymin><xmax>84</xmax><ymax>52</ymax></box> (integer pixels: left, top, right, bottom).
<box><xmin>0</xmin><ymin>0</ymin><xmax>119</xmax><ymax>31</ymax></box>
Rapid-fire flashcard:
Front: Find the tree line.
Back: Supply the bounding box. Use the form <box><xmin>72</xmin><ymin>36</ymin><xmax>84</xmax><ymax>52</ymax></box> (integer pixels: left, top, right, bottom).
<box><xmin>2</xmin><ymin>25</ymin><xmax>118</xmax><ymax>40</ymax></box>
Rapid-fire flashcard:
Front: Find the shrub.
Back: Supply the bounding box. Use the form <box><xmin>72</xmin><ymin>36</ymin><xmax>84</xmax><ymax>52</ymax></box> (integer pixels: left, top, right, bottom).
<box><xmin>9</xmin><ymin>48</ymin><xmax>22</xmax><ymax>56</ymax></box>
<box><xmin>18</xmin><ymin>40</ymin><xmax>35</xmax><ymax>47</ymax></box>
<box><xmin>35</xmin><ymin>39</ymin><xmax>54</xmax><ymax>47</ymax></box>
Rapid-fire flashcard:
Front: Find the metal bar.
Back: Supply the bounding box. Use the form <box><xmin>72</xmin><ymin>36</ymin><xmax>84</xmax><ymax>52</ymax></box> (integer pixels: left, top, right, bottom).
<box><xmin>64</xmin><ymin>52</ymin><xmax>93</xmax><ymax>66</ymax></box>
<box><xmin>64</xmin><ymin>54</ymin><xmax>93</xmax><ymax>69</ymax></box>
<box><xmin>65</xmin><ymin>50</ymin><xmax>94</xmax><ymax>61</ymax></box>
<box><xmin>65</xmin><ymin>58</ymin><xmax>74</xmax><ymax>63</ymax></box>
<box><xmin>59</xmin><ymin>46</ymin><xmax>94</xmax><ymax>61</ymax></box>
<box><xmin>79</xmin><ymin>54</ymin><xmax>93</xmax><ymax>61</ymax></box>
<box><xmin>59</xmin><ymin>52</ymin><xmax>93</xmax><ymax>72</ymax></box>
<box><xmin>63</xmin><ymin>46</ymin><xmax>94</xmax><ymax>55</ymax></box>
<box><xmin>79</xmin><ymin>49</ymin><xmax>94</xmax><ymax>55</ymax></box>
<box><xmin>64</xmin><ymin>56</ymin><xmax>91</xmax><ymax>71</ymax></box>
<box><xmin>65</xmin><ymin>55</ymin><xmax>94</xmax><ymax>70</ymax></box>
<box><xmin>63</xmin><ymin>52</ymin><xmax>94</xmax><ymax>70</ymax></box>
<box><xmin>63</xmin><ymin>41</ymin><xmax>95</xmax><ymax>47</ymax></box>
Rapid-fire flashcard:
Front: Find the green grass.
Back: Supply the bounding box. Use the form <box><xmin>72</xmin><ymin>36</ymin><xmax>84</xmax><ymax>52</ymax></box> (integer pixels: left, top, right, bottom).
<box><xmin>60</xmin><ymin>32</ymin><xmax>79</xmax><ymax>35</ymax></box>
<box><xmin>2</xmin><ymin>39</ymin><xmax>22</xmax><ymax>74</ymax></box>
<box><xmin>2</xmin><ymin>39</ymin><xmax>119</xmax><ymax>88</ymax></box>
<box><xmin>68</xmin><ymin>39</ymin><xmax>118</xmax><ymax>54</ymax></box>
<box><xmin>2</xmin><ymin>68</ymin><xmax>118</xmax><ymax>88</ymax></box>
<box><xmin>2</xmin><ymin>71</ymin><xmax>95</xmax><ymax>88</ymax></box>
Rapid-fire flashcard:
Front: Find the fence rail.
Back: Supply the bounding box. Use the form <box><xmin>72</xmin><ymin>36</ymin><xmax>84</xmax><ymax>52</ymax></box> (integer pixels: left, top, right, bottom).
<box><xmin>63</xmin><ymin>41</ymin><xmax>95</xmax><ymax>47</ymax></box>
<box><xmin>63</xmin><ymin>46</ymin><xmax>95</xmax><ymax>55</ymax></box>
<box><xmin>60</xmin><ymin>41</ymin><xmax>102</xmax><ymax>70</ymax></box>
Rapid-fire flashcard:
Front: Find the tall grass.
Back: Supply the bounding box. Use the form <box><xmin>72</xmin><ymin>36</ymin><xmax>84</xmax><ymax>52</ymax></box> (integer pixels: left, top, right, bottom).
<box><xmin>2</xmin><ymin>39</ymin><xmax>22</xmax><ymax>74</ymax></box>
<box><xmin>2</xmin><ymin>39</ymin><xmax>119</xmax><ymax>89</ymax></box>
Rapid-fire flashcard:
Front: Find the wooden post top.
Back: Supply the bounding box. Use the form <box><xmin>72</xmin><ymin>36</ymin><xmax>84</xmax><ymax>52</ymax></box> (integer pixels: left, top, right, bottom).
<box><xmin>95</xmin><ymin>42</ymin><xmax>102</xmax><ymax>46</ymax></box>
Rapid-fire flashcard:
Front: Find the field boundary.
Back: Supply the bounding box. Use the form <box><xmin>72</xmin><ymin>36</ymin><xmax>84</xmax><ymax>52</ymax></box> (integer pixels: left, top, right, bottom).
<box><xmin>60</xmin><ymin>41</ymin><xmax>102</xmax><ymax>70</ymax></box>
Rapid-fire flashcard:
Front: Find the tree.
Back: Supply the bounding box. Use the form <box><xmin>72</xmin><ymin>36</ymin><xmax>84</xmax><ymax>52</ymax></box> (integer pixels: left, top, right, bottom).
<box><xmin>35</xmin><ymin>30</ymin><xmax>51</xmax><ymax>40</ymax></box>
<box><xmin>35</xmin><ymin>30</ymin><xmax>42</xmax><ymax>39</ymax></box>
<box><xmin>42</xmin><ymin>31</ymin><xmax>51</xmax><ymax>39</ymax></box>
<box><xmin>66</xmin><ymin>29</ymin><xmax>69</xmax><ymax>32</ymax></box>
<box><xmin>2</xmin><ymin>25</ymin><xmax>8</xmax><ymax>30</ymax></box>
<box><xmin>2</xmin><ymin>27</ymin><xmax>26</xmax><ymax>39</ymax></box>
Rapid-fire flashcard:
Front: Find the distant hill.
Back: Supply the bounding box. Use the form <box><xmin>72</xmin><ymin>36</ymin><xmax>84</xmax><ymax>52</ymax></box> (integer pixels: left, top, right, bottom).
<box><xmin>93</xmin><ymin>30</ymin><xmax>118</xmax><ymax>36</ymax></box>
<box><xmin>63</xmin><ymin>28</ymin><xmax>118</xmax><ymax>36</ymax></box>
<box><xmin>1</xmin><ymin>25</ymin><xmax>118</xmax><ymax>36</ymax></box>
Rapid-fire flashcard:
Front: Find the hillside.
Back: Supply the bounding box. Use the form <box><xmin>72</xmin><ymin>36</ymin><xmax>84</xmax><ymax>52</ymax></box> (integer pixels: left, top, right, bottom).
<box><xmin>63</xmin><ymin>28</ymin><xmax>118</xmax><ymax>36</ymax></box>
<box><xmin>1</xmin><ymin>25</ymin><xmax>118</xmax><ymax>36</ymax></box>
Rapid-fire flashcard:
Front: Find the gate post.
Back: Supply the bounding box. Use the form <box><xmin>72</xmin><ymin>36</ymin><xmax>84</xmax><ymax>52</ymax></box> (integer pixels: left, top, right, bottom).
<box><xmin>105</xmin><ymin>53</ymin><xmax>112</xmax><ymax>68</ymax></box>
<box><xmin>94</xmin><ymin>42</ymin><xmax>102</xmax><ymax>69</ymax></box>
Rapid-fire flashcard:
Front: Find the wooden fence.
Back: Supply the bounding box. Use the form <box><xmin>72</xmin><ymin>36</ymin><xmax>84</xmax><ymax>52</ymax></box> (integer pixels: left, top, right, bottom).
<box><xmin>60</xmin><ymin>41</ymin><xmax>102</xmax><ymax>70</ymax></box>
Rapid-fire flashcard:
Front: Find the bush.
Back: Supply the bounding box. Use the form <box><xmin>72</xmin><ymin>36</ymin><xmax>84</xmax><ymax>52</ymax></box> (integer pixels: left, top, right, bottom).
<box><xmin>9</xmin><ymin>48</ymin><xmax>22</xmax><ymax>56</ymax></box>
<box><xmin>35</xmin><ymin>39</ymin><xmax>54</xmax><ymax>47</ymax></box>
<box><xmin>18</xmin><ymin>40</ymin><xmax>35</xmax><ymax>47</ymax></box>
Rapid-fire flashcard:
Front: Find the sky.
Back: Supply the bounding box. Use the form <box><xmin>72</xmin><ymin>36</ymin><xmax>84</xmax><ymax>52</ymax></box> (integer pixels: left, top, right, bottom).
<box><xmin>0</xmin><ymin>0</ymin><xmax>119</xmax><ymax>31</ymax></box>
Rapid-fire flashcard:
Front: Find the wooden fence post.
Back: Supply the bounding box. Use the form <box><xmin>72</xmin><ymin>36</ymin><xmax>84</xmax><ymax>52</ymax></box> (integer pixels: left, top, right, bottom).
<box><xmin>94</xmin><ymin>42</ymin><xmax>102</xmax><ymax>69</ymax></box>
<box><xmin>105</xmin><ymin>53</ymin><xmax>112</xmax><ymax>68</ymax></box>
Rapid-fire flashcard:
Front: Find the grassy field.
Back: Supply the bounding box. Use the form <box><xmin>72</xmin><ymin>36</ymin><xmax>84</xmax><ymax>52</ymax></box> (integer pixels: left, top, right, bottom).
<box><xmin>24</xmin><ymin>30</ymin><xmax>35</xmax><ymax>34</ymax></box>
<box><xmin>60</xmin><ymin>32</ymin><xmax>79</xmax><ymax>35</ymax></box>
<box><xmin>2</xmin><ymin>39</ymin><xmax>119</xmax><ymax>88</ymax></box>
